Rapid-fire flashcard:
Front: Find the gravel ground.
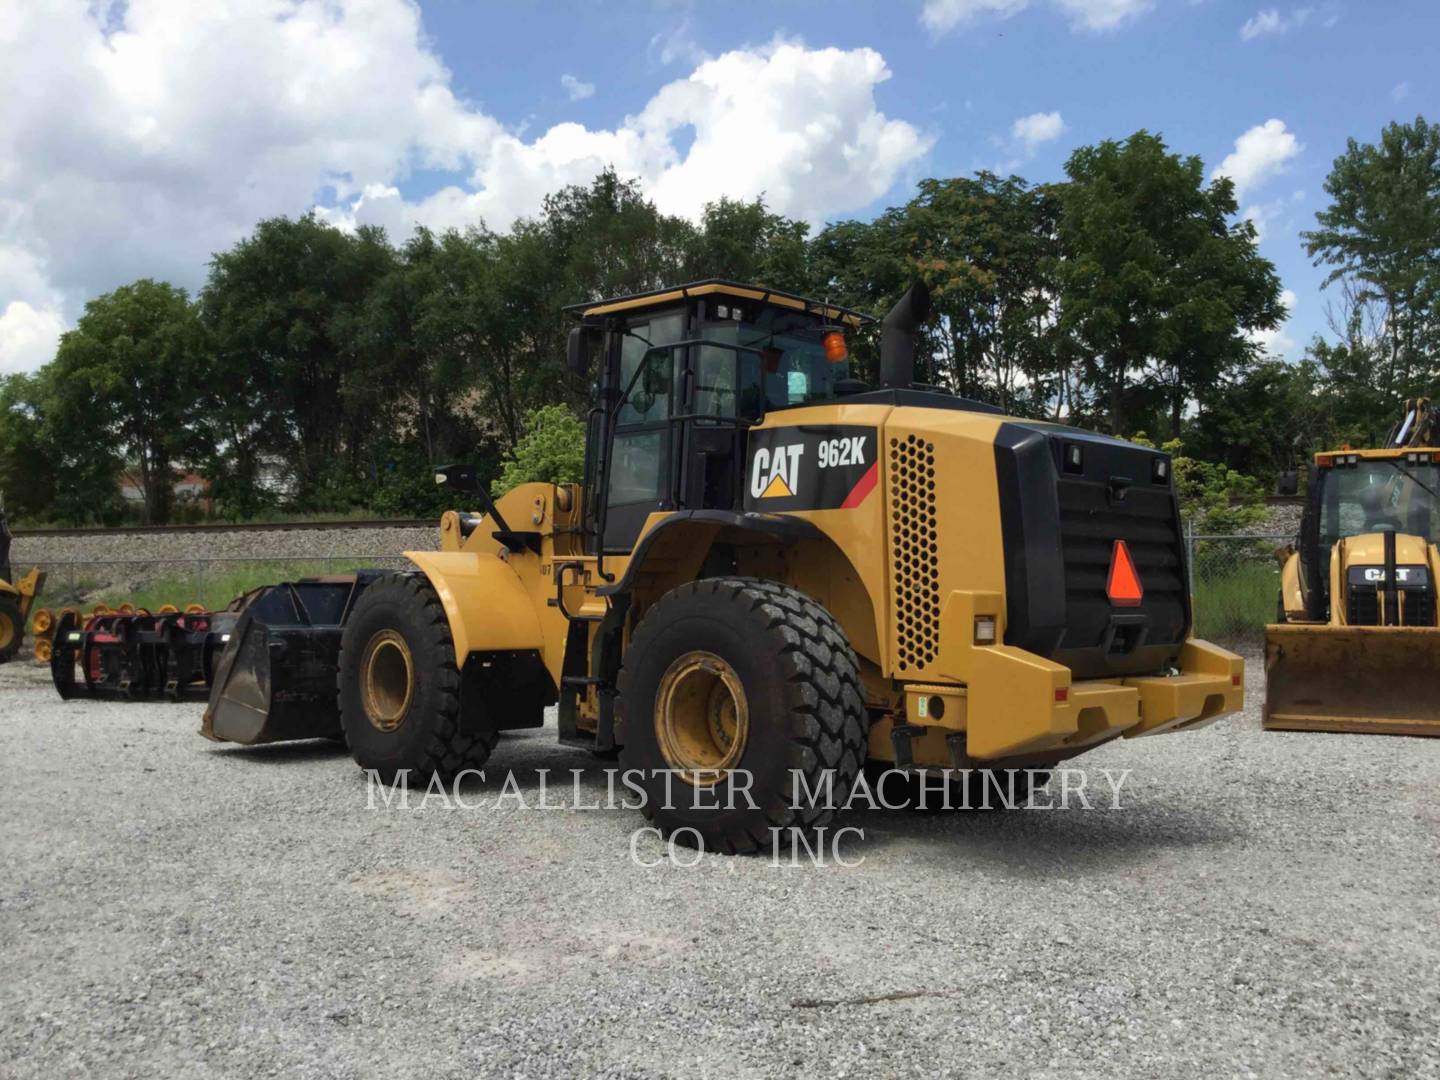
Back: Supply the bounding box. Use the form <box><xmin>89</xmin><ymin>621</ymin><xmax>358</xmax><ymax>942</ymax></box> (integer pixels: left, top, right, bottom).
<box><xmin>2</xmin><ymin>653</ymin><xmax>1438</xmax><ymax>1079</ymax></box>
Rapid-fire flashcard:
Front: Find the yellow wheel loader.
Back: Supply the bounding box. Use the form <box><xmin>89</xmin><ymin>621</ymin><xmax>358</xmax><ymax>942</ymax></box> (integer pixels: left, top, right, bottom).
<box><xmin>206</xmin><ymin>279</ymin><xmax>1244</xmax><ymax>851</ymax></box>
<box><xmin>1267</xmin><ymin>404</ymin><xmax>1440</xmax><ymax>736</ymax></box>
<box><xmin>0</xmin><ymin>505</ymin><xmax>44</xmax><ymax>663</ymax></box>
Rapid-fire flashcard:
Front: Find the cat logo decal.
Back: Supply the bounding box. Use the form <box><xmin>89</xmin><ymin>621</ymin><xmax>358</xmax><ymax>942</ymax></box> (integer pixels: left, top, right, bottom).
<box><xmin>751</xmin><ymin>444</ymin><xmax>804</xmax><ymax>499</ymax></box>
<box><xmin>744</xmin><ymin>426</ymin><xmax>878</xmax><ymax>511</ymax></box>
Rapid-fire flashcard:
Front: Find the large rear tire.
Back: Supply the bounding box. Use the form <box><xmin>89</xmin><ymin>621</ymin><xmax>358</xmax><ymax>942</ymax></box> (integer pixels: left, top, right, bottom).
<box><xmin>0</xmin><ymin>596</ymin><xmax>22</xmax><ymax>663</ymax></box>
<box><xmin>616</xmin><ymin>578</ymin><xmax>868</xmax><ymax>855</ymax></box>
<box><xmin>337</xmin><ymin>572</ymin><xmax>498</xmax><ymax>781</ymax></box>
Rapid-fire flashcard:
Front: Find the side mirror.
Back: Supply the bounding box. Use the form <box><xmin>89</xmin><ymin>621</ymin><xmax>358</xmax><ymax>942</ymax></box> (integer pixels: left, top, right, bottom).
<box><xmin>434</xmin><ymin>463</ymin><xmax>482</xmax><ymax>493</ymax></box>
<box><xmin>567</xmin><ymin>326</ymin><xmax>598</xmax><ymax>377</ymax></box>
<box><xmin>1275</xmin><ymin>469</ymin><xmax>1299</xmax><ymax>497</ymax></box>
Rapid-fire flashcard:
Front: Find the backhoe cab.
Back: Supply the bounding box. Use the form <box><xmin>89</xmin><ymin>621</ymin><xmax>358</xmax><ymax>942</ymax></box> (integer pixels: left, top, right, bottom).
<box><xmin>206</xmin><ymin>279</ymin><xmax>1244</xmax><ymax>852</ymax></box>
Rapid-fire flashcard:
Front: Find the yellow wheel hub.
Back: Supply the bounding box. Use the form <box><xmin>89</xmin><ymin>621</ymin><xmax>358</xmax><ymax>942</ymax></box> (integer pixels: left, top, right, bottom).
<box><xmin>0</xmin><ymin>614</ymin><xmax>13</xmax><ymax>651</ymax></box>
<box><xmin>655</xmin><ymin>651</ymin><xmax>749</xmax><ymax>785</ymax></box>
<box><xmin>360</xmin><ymin>630</ymin><xmax>414</xmax><ymax>733</ymax></box>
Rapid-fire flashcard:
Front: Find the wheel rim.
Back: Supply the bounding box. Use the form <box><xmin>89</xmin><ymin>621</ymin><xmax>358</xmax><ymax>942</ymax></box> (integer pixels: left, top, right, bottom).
<box><xmin>0</xmin><ymin>614</ymin><xmax>13</xmax><ymax>651</ymax></box>
<box><xmin>654</xmin><ymin>650</ymin><xmax>749</xmax><ymax>785</ymax></box>
<box><xmin>361</xmin><ymin>630</ymin><xmax>414</xmax><ymax>733</ymax></box>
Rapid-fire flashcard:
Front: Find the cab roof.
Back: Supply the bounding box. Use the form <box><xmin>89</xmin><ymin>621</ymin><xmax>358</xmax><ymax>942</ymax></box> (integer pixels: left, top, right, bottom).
<box><xmin>1316</xmin><ymin>447</ymin><xmax>1440</xmax><ymax>463</ymax></box>
<box><xmin>564</xmin><ymin>279</ymin><xmax>873</xmax><ymax>328</ymax></box>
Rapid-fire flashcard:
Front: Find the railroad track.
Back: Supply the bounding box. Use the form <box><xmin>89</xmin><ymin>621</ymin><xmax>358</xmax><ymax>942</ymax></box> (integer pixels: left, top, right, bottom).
<box><xmin>13</xmin><ymin>518</ymin><xmax>435</xmax><ymax>539</ymax></box>
<box><xmin>15</xmin><ymin>496</ymin><xmax>1305</xmax><ymax>538</ymax></box>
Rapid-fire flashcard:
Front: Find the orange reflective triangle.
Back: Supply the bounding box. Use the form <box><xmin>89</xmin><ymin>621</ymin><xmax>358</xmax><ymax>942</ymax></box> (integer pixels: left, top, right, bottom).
<box><xmin>1106</xmin><ymin>540</ymin><xmax>1144</xmax><ymax>607</ymax></box>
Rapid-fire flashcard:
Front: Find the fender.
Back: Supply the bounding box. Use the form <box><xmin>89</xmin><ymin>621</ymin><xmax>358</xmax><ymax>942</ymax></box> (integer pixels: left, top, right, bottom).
<box><xmin>597</xmin><ymin>510</ymin><xmax>824</xmax><ymax>597</ymax></box>
<box><xmin>405</xmin><ymin>550</ymin><xmax>544</xmax><ymax>661</ymax></box>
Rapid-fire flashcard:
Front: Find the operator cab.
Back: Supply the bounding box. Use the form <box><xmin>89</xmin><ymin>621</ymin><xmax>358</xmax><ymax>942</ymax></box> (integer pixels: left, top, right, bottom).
<box><xmin>566</xmin><ymin>281</ymin><xmax>872</xmax><ymax>552</ymax></box>
<box><xmin>1300</xmin><ymin>450</ymin><xmax>1440</xmax><ymax>620</ymax></box>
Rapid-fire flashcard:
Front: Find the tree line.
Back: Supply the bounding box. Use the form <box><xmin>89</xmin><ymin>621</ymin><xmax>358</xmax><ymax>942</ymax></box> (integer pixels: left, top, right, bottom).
<box><xmin>1</xmin><ymin>118</ymin><xmax>1434</xmax><ymax>525</ymax></box>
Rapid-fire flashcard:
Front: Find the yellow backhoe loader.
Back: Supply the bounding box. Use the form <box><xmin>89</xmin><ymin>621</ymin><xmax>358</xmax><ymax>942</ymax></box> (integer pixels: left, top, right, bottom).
<box><xmin>0</xmin><ymin>504</ymin><xmax>44</xmax><ymax>663</ymax></box>
<box><xmin>206</xmin><ymin>279</ymin><xmax>1244</xmax><ymax>851</ymax></box>
<box><xmin>1267</xmin><ymin>399</ymin><xmax>1440</xmax><ymax>736</ymax></box>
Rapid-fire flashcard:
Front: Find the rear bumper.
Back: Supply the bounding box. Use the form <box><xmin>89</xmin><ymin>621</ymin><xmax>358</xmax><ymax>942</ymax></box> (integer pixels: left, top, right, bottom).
<box><xmin>907</xmin><ymin>637</ymin><xmax>1243</xmax><ymax>763</ymax></box>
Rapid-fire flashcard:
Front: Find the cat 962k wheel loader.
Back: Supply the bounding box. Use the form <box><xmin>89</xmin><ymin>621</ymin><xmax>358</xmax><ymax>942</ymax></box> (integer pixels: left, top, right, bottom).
<box><xmin>205</xmin><ymin>279</ymin><xmax>1244</xmax><ymax>852</ymax></box>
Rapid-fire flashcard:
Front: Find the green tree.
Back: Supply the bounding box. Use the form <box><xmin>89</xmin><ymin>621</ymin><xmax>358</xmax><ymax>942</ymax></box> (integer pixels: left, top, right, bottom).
<box><xmin>202</xmin><ymin>215</ymin><xmax>397</xmax><ymax>506</ymax></box>
<box><xmin>1186</xmin><ymin>359</ymin><xmax>1338</xmax><ymax>485</ymax></box>
<box><xmin>1054</xmin><ymin>131</ymin><xmax>1286</xmax><ymax>437</ymax></box>
<box><xmin>685</xmin><ymin>197</ymin><xmax>811</xmax><ymax>292</ymax></box>
<box><xmin>492</xmin><ymin>405</ymin><xmax>587</xmax><ymax>495</ymax></box>
<box><xmin>900</xmin><ymin>173</ymin><xmax>1063</xmax><ymax>412</ymax></box>
<box><xmin>1302</xmin><ymin>116</ymin><xmax>1440</xmax><ymax>409</ymax></box>
<box><xmin>1131</xmin><ymin>432</ymin><xmax>1267</xmax><ymax>534</ymax></box>
<box><xmin>0</xmin><ymin>374</ymin><xmax>58</xmax><ymax>521</ymax></box>
<box><xmin>44</xmin><ymin>280</ymin><xmax>211</xmax><ymax>524</ymax></box>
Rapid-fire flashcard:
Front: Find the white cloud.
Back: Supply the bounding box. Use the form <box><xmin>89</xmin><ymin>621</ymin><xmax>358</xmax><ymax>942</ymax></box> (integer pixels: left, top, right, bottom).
<box><xmin>1242</xmin><ymin>199</ymin><xmax>1281</xmax><ymax>241</ymax></box>
<box><xmin>1011</xmin><ymin>111</ymin><xmax>1066</xmax><ymax>151</ymax></box>
<box><xmin>921</xmin><ymin>0</ymin><xmax>1151</xmax><ymax>35</ymax></box>
<box><xmin>0</xmin><ymin>4</ymin><xmax>929</xmax><ymax>372</ymax></box>
<box><xmin>0</xmin><ymin>301</ymin><xmax>66</xmax><ymax>375</ymax></box>
<box><xmin>1392</xmin><ymin>81</ymin><xmax>1411</xmax><ymax>103</ymax></box>
<box><xmin>922</xmin><ymin>0</ymin><xmax>1029</xmax><ymax>34</ymax></box>
<box><xmin>1054</xmin><ymin>0</ymin><xmax>1154</xmax><ymax>30</ymax></box>
<box><xmin>395</xmin><ymin>41</ymin><xmax>931</xmax><ymax>236</ymax></box>
<box><xmin>1212</xmin><ymin>119</ymin><xmax>1302</xmax><ymax>201</ymax></box>
<box><xmin>1239</xmin><ymin>7</ymin><xmax>1313</xmax><ymax>41</ymax></box>
<box><xmin>649</xmin><ymin>19</ymin><xmax>707</xmax><ymax>67</ymax></box>
<box><xmin>1249</xmin><ymin>288</ymin><xmax>1297</xmax><ymax>358</ymax></box>
<box><xmin>560</xmin><ymin>74</ymin><xmax>595</xmax><ymax>102</ymax></box>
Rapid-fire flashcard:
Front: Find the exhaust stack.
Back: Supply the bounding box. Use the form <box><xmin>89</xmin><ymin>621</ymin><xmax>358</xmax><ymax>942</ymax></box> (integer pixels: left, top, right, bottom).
<box><xmin>879</xmin><ymin>281</ymin><xmax>932</xmax><ymax>389</ymax></box>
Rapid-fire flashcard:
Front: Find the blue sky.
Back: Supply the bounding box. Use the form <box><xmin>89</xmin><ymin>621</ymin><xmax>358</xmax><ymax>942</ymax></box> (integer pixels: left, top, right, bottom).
<box><xmin>420</xmin><ymin>0</ymin><xmax>1436</xmax><ymax>355</ymax></box>
<box><xmin>0</xmin><ymin>0</ymin><xmax>1434</xmax><ymax>371</ymax></box>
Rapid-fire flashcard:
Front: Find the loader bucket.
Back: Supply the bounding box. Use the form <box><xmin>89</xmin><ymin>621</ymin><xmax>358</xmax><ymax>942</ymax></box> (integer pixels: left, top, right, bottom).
<box><xmin>202</xmin><ymin>572</ymin><xmax>382</xmax><ymax>746</ymax></box>
<box><xmin>1264</xmin><ymin>623</ymin><xmax>1440</xmax><ymax>737</ymax></box>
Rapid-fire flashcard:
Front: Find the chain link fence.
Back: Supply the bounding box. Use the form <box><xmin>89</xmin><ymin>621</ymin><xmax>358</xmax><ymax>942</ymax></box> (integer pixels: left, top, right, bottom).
<box><xmin>1186</xmin><ymin>529</ymin><xmax>1293</xmax><ymax>643</ymax></box>
<box><xmin>25</xmin><ymin>535</ymin><xmax>1290</xmax><ymax>644</ymax></box>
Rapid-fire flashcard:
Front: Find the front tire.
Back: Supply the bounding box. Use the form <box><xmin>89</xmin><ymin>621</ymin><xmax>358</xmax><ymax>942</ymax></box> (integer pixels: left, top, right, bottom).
<box><xmin>616</xmin><ymin>578</ymin><xmax>868</xmax><ymax>855</ymax></box>
<box><xmin>337</xmin><ymin>573</ymin><xmax>498</xmax><ymax>781</ymax></box>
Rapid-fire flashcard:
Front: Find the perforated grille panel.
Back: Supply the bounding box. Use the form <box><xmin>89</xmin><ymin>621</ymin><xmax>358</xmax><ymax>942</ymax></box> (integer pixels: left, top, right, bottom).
<box><xmin>888</xmin><ymin>433</ymin><xmax>940</xmax><ymax>672</ymax></box>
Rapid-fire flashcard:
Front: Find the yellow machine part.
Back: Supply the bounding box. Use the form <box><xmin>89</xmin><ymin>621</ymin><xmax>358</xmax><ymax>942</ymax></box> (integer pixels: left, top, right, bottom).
<box><xmin>1264</xmin><ymin>623</ymin><xmax>1440</xmax><ymax>737</ymax></box>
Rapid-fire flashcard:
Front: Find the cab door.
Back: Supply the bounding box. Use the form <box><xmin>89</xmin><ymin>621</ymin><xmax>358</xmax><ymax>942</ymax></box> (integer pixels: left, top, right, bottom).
<box><xmin>602</xmin><ymin>311</ymin><xmax>684</xmax><ymax>551</ymax></box>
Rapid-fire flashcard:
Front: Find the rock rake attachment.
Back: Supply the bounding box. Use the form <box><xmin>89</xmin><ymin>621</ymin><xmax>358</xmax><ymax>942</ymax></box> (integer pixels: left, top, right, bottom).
<box><xmin>50</xmin><ymin>604</ymin><xmax>240</xmax><ymax>701</ymax></box>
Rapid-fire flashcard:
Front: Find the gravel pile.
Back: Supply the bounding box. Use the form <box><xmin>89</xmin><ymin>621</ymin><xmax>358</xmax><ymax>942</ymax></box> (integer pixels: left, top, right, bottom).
<box><xmin>2</xmin><ymin>655</ymin><xmax>1437</xmax><ymax>1077</ymax></box>
<box><xmin>10</xmin><ymin>525</ymin><xmax>440</xmax><ymax>571</ymax></box>
<box><xmin>1251</xmin><ymin>503</ymin><xmax>1302</xmax><ymax>538</ymax></box>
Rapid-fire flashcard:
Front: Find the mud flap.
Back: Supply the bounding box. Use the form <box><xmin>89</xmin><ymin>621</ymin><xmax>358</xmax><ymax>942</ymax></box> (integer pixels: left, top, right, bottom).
<box><xmin>1264</xmin><ymin>623</ymin><xmax>1440</xmax><ymax>737</ymax></box>
<box><xmin>202</xmin><ymin>573</ymin><xmax>382</xmax><ymax>745</ymax></box>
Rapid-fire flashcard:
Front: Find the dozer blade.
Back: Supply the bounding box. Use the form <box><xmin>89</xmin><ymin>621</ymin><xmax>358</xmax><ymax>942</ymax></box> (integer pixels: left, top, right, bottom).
<box><xmin>202</xmin><ymin>573</ymin><xmax>382</xmax><ymax>745</ymax></box>
<box><xmin>1264</xmin><ymin>623</ymin><xmax>1440</xmax><ymax>737</ymax></box>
